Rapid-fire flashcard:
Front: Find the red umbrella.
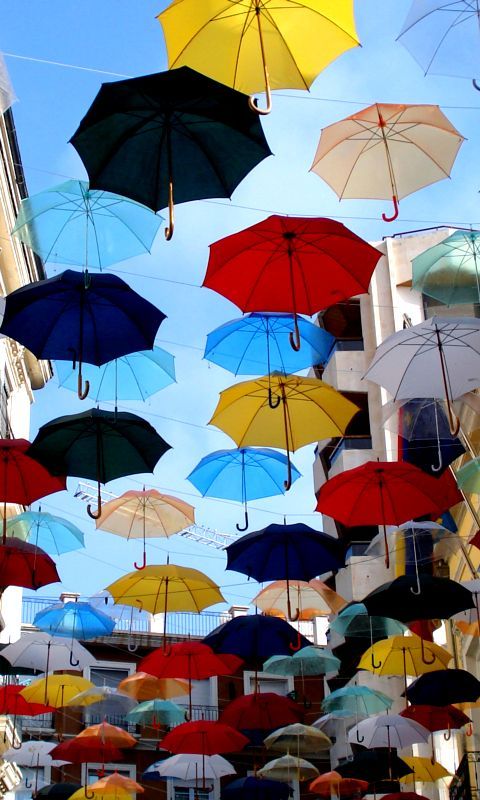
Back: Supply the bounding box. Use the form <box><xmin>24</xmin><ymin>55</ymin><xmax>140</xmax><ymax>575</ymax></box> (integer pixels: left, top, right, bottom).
<box><xmin>316</xmin><ymin>461</ymin><xmax>462</xmax><ymax>567</ymax></box>
<box><xmin>400</xmin><ymin>704</ymin><xmax>470</xmax><ymax>746</ymax></box>
<box><xmin>160</xmin><ymin>720</ymin><xmax>248</xmax><ymax>755</ymax></box>
<box><xmin>0</xmin><ymin>538</ymin><xmax>60</xmax><ymax>590</ymax></box>
<box><xmin>310</xmin><ymin>771</ymin><xmax>369</xmax><ymax>798</ymax></box>
<box><xmin>50</xmin><ymin>738</ymin><xmax>124</xmax><ymax>764</ymax></box>
<box><xmin>382</xmin><ymin>794</ymin><xmax>430</xmax><ymax>800</ymax></box>
<box><xmin>0</xmin><ymin>439</ymin><xmax>66</xmax><ymax>541</ymax></box>
<box><xmin>0</xmin><ymin>684</ymin><xmax>54</xmax><ymax>716</ymax></box>
<box><xmin>203</xmin><ymin>215</ymin><xmax>381</xmax><ymax>349</ymax></box>
<box><xmin>220</xmin><ymin>692</ymin><xmax>303</xmax><ymax>730</ymax></box>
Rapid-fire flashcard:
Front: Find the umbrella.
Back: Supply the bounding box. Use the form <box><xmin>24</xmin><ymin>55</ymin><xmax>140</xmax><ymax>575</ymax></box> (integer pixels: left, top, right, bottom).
<box><xmin>263</xmin><ymin>646</ymin><xmax>340</xmax><ymax>676</ymax></box>
<box><xmin>456</xmin><ymin>457</ymin><xmax>480</xmax><ymax>494</ymax></box>
<box><xmin>404</xmin><ymin>669</ymin><xmax>480</xmax><ymax>706</ymax></box>
<box><xmin>203</xmin><ymin>216</ymin><xmax>381</xmax><ymax>347</ymax></box>
<box><xmin>361</xmin><ymin>575</ymin><xmax>473</xmax><ymax>621</ymax></box>
<box><xmin>158</xmin><ymin>1</ymin><xmax>359</xmax><ymax>114</ymax></box>
<box><xmin>0</xmin><ymin>270</ymin><xmax>165</xmax><ymax>400</ymax></box>
<box><xmin>65</xmin><ymin>686</ymin><xmax>138</xmax><ymax>717</ymax></box>
<box><xmin>33</xmin><ymin>601</ymin><xmax>116</xmax><ymax>640</ymax></box>
<box><xmin>5</xmin><ymin>510</ymin><xmax>84</xmax><ymax>555</ymax></box>
<box><xmin>220</xmin><ymin>692</ymin><xmax>303</xmax><ymax>731</ymax></box>
<box><xmin>96</xmin><ymin>489</ymin><xmax>194</xmax><ymax>570</ymax></box>
<box><xmin>204</xmin><ymin>615</ymin><xmax>311</xmax><ymax>662</ymax></box>
<box><xmin>330</xmin><ymin>603</ymin><xmax>407</xmax><ymax>639</ymax></box>
<box><xmin>20</xmin><ymin>675</ymin><xmax>95</xmax><ymax>707</ymax></box>
<box><xmin>364</xmin><ymin>316</ymin><xmax>480</xmax><ymax>435</ymax></box>
<box><xmin>143</xmin><ymin>753</ymin><xmax>235</xmax><ymax>781</ymax></box>
<box><xmin>310</xmin><ymin>103</ymin><xmax>464</xmax><ymax>221</ymax></box>
<box><xmin>204</xmin><ymin>312</ymin><xmax>335</xmax><ymax>375</ymax></box>
<box><xmin>0</xmin><ymin>438</ymin><xmax>66</xmax><ymax>542</ymax></box>
<box><xmin>222</xmin><ymin>776</ymin><xmax>291</xmax><ymax>800</ymax></box>
<box><xmin>49</xmin><ymin>738</ymin><xmax>124</xmax><ymax>766</ymax></box>
<box><xmin>117</xmin><ymin>672</ymin><xmax>189</xmax><ymax>701</ymax></box>
<box><xmin>253</xmin><ymin>579</ymin><xmax>346</xmax><ymax>621</ymax></box>
<box><xmin>76</xmin><ymin>721</ymin><xmax>137</xmax><ymax>748</ymax></box>
<box><xmin>55</xmin><ymin>346</ymin><xmax>176</xmax><ymax>408</ymax></box>
<box><xmin>412</xmin><ymin>229</ymin><xmax>480</xmax><ymax>306</ymax></box>
<box><xmin>336</xmin><ymin>749</ymin><xmax>413</xmax><ymax>783</ymax></box>
<box><xmin>1</xmin><ymin>631</ymin><xmax>95</xmax><ymax>673</ymax></box>
<box><xmin>398</xmin><ymin>1</ymin><xmax>480</xmax><ymax>84</ymax></box>
<box><xmin>309</xmin><ymin>771</ymin><xmax>369</xmax><ymax>798</ymax></box>
<box><xmin>313</xmin><ymin>713</ymin><xmax>355</xmax><ymax>736</ymax></box>
<box><xmin>0</xmin><ymin>538</ymin><xmax>60</xmax><ymax>591</ymax></box>
<box><xmin>3</xmin><ymin>741</ymin><xmax>68</xmax><ymax>768</ymax></box>
<box><xmin>264</xmin><ymin>723</ymin><xmax>332</xmax><ymax>756</ymax></box>
<box><xmin>365</xmin><ymin>522</ymin><xmax>461</xmax><ymax>570</ymax></box>
<box><xmin>70</xmin><ymin>66</ymin><xmax>271</xmax><ymax>237</ymax></box>
<box><xmin>399</xmin><ymin>756</ymin><xmax>452</xmax><ymax>783</ymax></box>
<box><xmin>11</xmin><ymin>179</ymin><xmax>162</xmax><ymax>269</ymax></box>
<box><xmin>322</xmin><ymin>686</ymin><xmax>393</xmax><ymax>718</ymax></box>
<box><xmin>400</xmin><ymin>704</ymin><xmax>470</xmax><ymax>741</ymax></box>
<box><xmin>160</xmin><ymin>720</ymin><xmax>249</xmax><ymax>754</ymax></box>
<box><xmin>0</xmin><ymin>684</ymin><xmax>54</xmax><ymax>717</ymax></box>
<box><xmin>27</xmin><ymin>408</ymin><xmax>171</xmax><ymax>518</ymax></box>
<box><xmin>68</xmin><ymin>773</ymin><xmax>144</xmax><ymax>800</ymax></box>
<box><xmin>316</xmin><ymin>461</ymin><xmax>461</xmax><ymax>567</ymax></box>
<box><xmin>358</xmin><ymin>634</ymin><xmax>451</xmax><ymax>688</ymax></box>
<box><xmin>125</xmin><ymin>698</ymin><xmax>185</xmax><ymax>727</ymax></box>
<box><xmin>209</xmin><ymin>373</ymin><xmax>359</xmax><ymax>488</ymax></box>
<box><xmin>226</xmin><ymin>523</ymin><xmax>344</xmax><ymax>618</ymax></box>
<box><xmin>36</xmin><ymin>784</ymin><xmax>82</xmax><ymax>800</ymax></box>
<box><xmin>257</xmin><ymin>755</ymin><xmax>318</xmax><ymax>782</ymax></box>
<box><xmin>348</xmin><ymin>714</ymin><xmax>430</xmax><ymax>749</ymax></box>
<box><xmin>187</xmin><ymin>447</ymin><xmax>300</xmax><ymax>530</ymax></box>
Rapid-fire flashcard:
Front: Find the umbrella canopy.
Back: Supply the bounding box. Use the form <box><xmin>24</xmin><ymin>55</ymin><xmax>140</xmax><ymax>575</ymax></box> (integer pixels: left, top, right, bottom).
<box><xmin>361</xmin><ymin>575</ymin><xmax>473</xmax><ymax>621</ymax></box>
<box><xmin>158</xmin><ymin>1</ymin><xmax>359</xmax><ymax>113</ymax></box>
<box><xmin>336</xmin><ymin>749</ymin><xmax>413</xmax><ymax>782</ymax></box>
<box><xmin>77</xmin><ymin>721</ymin><xmax>137</xmax><ymax>747</ymax></box>
<box><xmin>65</xmin><ymin>686</ymin><xmax>138</xmax><ymax>716</ymax></box>
<box><xmin>203</xmin><ymin>216</ymin><xmax>381</xmax><ymax>334</ymax></box>
<box><xmin>220</xmin><ymin>692</ymin><xmax>303</xmax><ymax>731</ymax></box>
<box><xmin>126</xmin><ymin>698</ymin><xmax>185</xmax><ymax>727</ymax></box>
<box><xmin>399</xmin><ymin>756</ymin><xmax>452</xmax><ymax>783</ymax></box>
<box><xmin>253</xmin><ymin>579</ymin><xmax>346</xmax><ymax>621</ymax></box>
<box><xmin>139</xmin><ymin>641</ymin><xmax>242</xmax><ymax>681</ymax></box>
<box><xmin>0</xmin><ymin>684</ymin><xmax>54</xmax><ymax>716</ymax></box>
<box><xmin>264</xmin><ymin>723</ymin><xmax>332</xmax><ymax>756</ymax></box>
<box><xmin>209</xmin><ymin>373</ymin><xmax>359</xmax><ymax>489</ymax></box>
<box><xmin>0</xmin><ymin>538</ymin><xmax>60</xmax><ymax>590</ymax></box>
<box><xmin>456</xmin><ymin>457</ymin><xmax>480</xmax><ymax>493</ymax></box>
<box><xmin>358</xmin><ymin>635</ymin><xmax>452</xmax><ymax>679</ymax></box>
<box><xmin>1</xmin><ymin>631</ymin><xmax>95</xmax><ymax>672</ymax></box>
<box><xmin>21</xmin><ymin>675</ymin><xmax>95</xmax><ymax>707</ymax></box>
<box><xmin>331</xmin><ymin>603</ymin><xmax>406</xmax><ymax>639</ymax></box>
<box><xmin>6</xmin><ymin>510</ymin><xmax>84</xmax><ymax>555</ymax></box>
<box><xmin>33</xmin><ymin>600</ymin><xmax>116</xmax><ymax>640</ymax></box>
<box><xmin>348</xmin><ymin>714</ymin><xmax>431</xmax><ymax>749</ymax></box>
<box><xmin>222</xmin><ymin>776</ymin><xmax>291</xmax><ymax>800</ymax></box>
<box><xmin>3</xmin><ymin>741</ymin><xmax>68</xmax><ymax>768</ymax></box>
<box><xmin>204</xmin><ymin>312</ymin><xmax>335</xmax><ymax>375</ymax></box>
<box><xmin>366</xmin><ymin>522</ymin><xmax>461</xmax><ymax>569</ymax></box>
<box><xmin>36</xmin><ymin>784</ymin><xmax>82</xmax><ymax>800</ymax></box>
<box><xmin>404</xmin><ymin>669</ymin><xmax>480</xmax><ymax>706</ymax></box>
<box><xmin>257</xmin><ymin>754</ymin><xmax>318</xmax><ymax>782</ymax></box>
<box><xmin>310</xmin><ymin>103</ymin><xmax>464</xmax><ymax>221</ymax></box>
<box><xmin>310</xmin><ymin>771</ymin><xmax>369</xmax><ymax>798</ymax></box>
<box><xmin>70</xmin><ymin>66</ymin><xmax>271</xmax><ymax>237</ymax></box>
<box><xmin>12</xmin><ymin>179</ymin><xmax>162</xmax><ymax>269</ymax></box>
<box><xmin>118</xmin><ymin>672</ymin><xmax>189</xmax><ymax>701</ymax></box>
<box><xmin>400</xmin><ymin>704</ymin><xmax>470</xmax><ymax>734</ymax></box>
<box><xmin>143</xmin><ymin>753</ymin><xmax>235</xmax><ymax>781</ymax></box>
<box><xmin>187</xmin><ymin>447</ymin><xmax>300</xmax><ymax>531</ymax></box>
<box><xmin>160</xmin><ymin>720</ymin><xmax>249</xmax><ymax>755</ymax></box>
<box><xmin>96</xmin><ymin>489</ymin><xmax>194</xmax><ymax>570</ymax></box>
<box><xmin>263</xmin><ymin>646</ymin><xmax>340</xmax><ymax>676</ymax></box>
<box><xmin>27</xmin><ymin>408</ymin><xmax>171</xmax><ymax>519</ymax></box>
<box><xmin>322</xmin><ymin>686</ymin><xmax>393</xmax><ymax>718</ymax></box>
<box><xmin>0</xmin><ymin>270</ymin><xmax>165</xmax><ymax>400</ymax></box>
<box><xmin>204</xmin><ymin>614</ymin><xmax>311</xmax><ymax>662</ymax></box>
<box><xmin>68</xmin><ymin>773</ymin><xmax>144</xmax><ymax>800</ymax></box>
<box><xmin>50</xmin><ymin>738</ymin><xmax>124</xmax><ymax>765</ymax></box>
<box><xmin>412</xmin><ymin>230</ymin><xmax>480</xmax><ymax>306</ymax></box>
<box><xmin>364</xmin><ymin>316</ymin><xmax>480</xmax><ymax>435</ymax></box>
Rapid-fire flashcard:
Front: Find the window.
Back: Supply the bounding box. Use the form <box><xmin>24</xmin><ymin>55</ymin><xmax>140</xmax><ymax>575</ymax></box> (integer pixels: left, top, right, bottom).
<box><xmin>243</xmin><ymin>671</ymin><xmax>294</xmax><ymax>696</ymax></box>
<box><xmin>85</xmin><ymin>663</ymin><xmax>135</xmax><ymax>728</ymax></box>
<box><xmin>84</xmin><ymin>764</ymin><xmax>135</xmax><ymax>784</ymax></box>
<box><xmin>173</xmin><ymin>790</ymin><xmax>210</xmax><ymax>800</ymax></box>
<box><xmin>88</xmin><ymin>666</ymin><xmax>132</xmax><ymax>688</ymax></box>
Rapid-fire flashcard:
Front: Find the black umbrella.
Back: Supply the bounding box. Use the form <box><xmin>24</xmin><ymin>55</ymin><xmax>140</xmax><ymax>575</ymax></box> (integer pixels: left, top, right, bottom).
<box><xmin>336</xmin><ymin>748</ymin><xmax>413</xmax><ymax>783</ymax></box>
<box><xmin>70</xmin><ymin>66</ymin><xmax>272</xmax><ymax>238</ymax></box>
<box><xmin>404</xmin><ymin>669</ymin><xmax>480</xmax><ymax>706</ymax></box>
<box><xmin>362</xmin><ymin>575</ymin><xmax>474</xmax><ymax>621</ymax></box>
<box><xmin>28</xmin><ymin>409</ymin><xmax>170</xmax><ymax>520</ymax></box>
<box><xmin>203</xmin><ymin>614</ymin><xmax>310</xmax><ymax>665</ymax></box>
<box><xmin>36</xmin><ymin>784</ymin><xmax>82</xmax><ymax>800</ymax></box>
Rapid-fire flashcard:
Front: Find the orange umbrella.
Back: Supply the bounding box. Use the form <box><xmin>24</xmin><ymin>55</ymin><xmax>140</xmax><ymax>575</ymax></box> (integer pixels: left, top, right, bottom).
<box><xmin>253</xmin><ymin>579</ymin><xmax>346</xmax><ymax>620</ymax></box>
<box><xmin>87</xmin><ymin>773</ymin><xmax>144</xmax><ymax>794</ymax></box>
<box><xmin>118</xmin><ymin>672</ymin><xmax>189</xmax><ymax>701</ymax></box>
<box><xmin>77</xmin><ymin>721</ymin><xmax>137</xmax><ymax>748</ymax></box>
<box><xmin>310</xmin><ymin>771</ymin><xmax>369</xmax><ymax>798</ymax></box>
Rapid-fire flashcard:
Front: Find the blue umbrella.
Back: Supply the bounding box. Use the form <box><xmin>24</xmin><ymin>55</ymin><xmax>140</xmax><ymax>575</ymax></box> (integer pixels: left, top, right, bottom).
<box><xmin>55</xmin><ymin>346</ymin><xmax>175</xmax><ymax>406</ymax></box>
<box><xmin>5</xmin><ymin>511</ymin><xmax>85</xmax><ymax>555</ymax></box>
<box><xmin>12</xmin><ymin>180</ymin><xmax>162</xmax><ymax>270</ymax></box>
<box><xmin>33</xmin><ymin>601</ymin><xmax>116</xmax><ymax>642</ymax></box>
<box><xmin>203</xmin><ymin>615</ymin><xmax>311</xmax><ymax>664</ymax></box>
<box><xmin>126</xmin><ymin>699</ymin><xmax>186</xmax><ymax>727</ymax></box>
<box><xmin>187</xmin><ymin>447</ymin><xmax>301</xmax><ymax>531</ymax></box>
<box><xmin>0</xmin><ymin>269</ymin><xmax>165</xmax><ymax>399</ymax></box>
<box><xmin>205</xmin><ymin>312</ymin><xmax>334</xmax><ymax>375</ymax></box>
<box><xmin>222</xmin><ymin>776</ymin><xmax>292</xmax><ymax>800</ymax></box>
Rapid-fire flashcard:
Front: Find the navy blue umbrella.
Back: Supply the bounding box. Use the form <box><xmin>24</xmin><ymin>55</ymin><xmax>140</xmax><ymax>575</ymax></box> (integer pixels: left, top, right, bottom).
<box><xmin>203</xmin><ymin>615</ymin><xmax>311</xmax><ymax>664</ymax></box>
<box><xmin>0</xmin><ymin>269</ymin><xmax>165</xmax><ymax>399</ymax></box>
<box><xmin>222</xmin><ymin>776</ymin><xmax>292</xmax><ymax>800</ymax></box>
<box><xmin>226</xmin><ymin>523</ymin><xmax>345</xmax><ymax>619</ymax></box>
<box><xmin>404</xmin><ymin>669</ymin><xmax>480</xmax><ymax>706</ymax></box>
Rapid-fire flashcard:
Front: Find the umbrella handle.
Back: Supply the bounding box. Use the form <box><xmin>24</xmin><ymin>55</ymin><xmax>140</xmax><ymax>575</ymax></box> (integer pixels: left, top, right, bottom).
<box><xmin>134</xmin><ymin>549</ymin><xmax>147</xmax><ymax>570</ymax></box>
<box><xmin>248</xmin><ymin>1</ymin><xmax>272</xmax><ymax>115</ymax></box>
<box><xmin>24</xmin><ymin>779</ymin><xmax>32</xmax><ymax>788</ymax></box>
<box><xmin>69</xmin><ymin>650</ymin><xmax>80</xmax><ymax>667</ymax></box>
<box><xmin>87</xmin><ymin>483</ymin><xmax>102</xmax><ymax>520</ymax></box>
<box><xmin>371</xmin><ymin>654</ymin><xmax>382</xmax><ymax>669</ymax></box>
<box><xmin>443</xmin><ymin>727</ymin><xmax>452</xmax><ymax>741</ymax></box>
<box><xmin>381</xmin><ymin>195</ymin><xmax>399</xmax><ymax>223</ymax></box>
<box><xmin>431</xmin><ymin>452</ymin><xmax>443</xmax><ymax>473</ymax></box>
<box><xmin>236</xmin><ymin>509</ymin><xmax>249</xmax><ymax>532</ymax></box>
<box><xmin>77</xmin><ymin>368</ymin><xmax>90</xmax><ymax>401</ymax></box>
<box><xmin>165</xmin><ymin>181</ymin><xmax>174</xmax><ymax>241</ymax></box>
<box><xmin>11</xmin><ymin>737</ymin><xmax>22</xmax><ymax>750</ymax></box>
<box><xmin>420</xmin><ymin>641</ymin><xmax>436</xmax><ymax>665</ymax></box>
<box><xmin>284</xmin><ymin>451</ymin><xmax>293</xmax><ymax>492</ymax></box>
<box><xmin>84</xmin><ymin>789</ymin><xmax>95</xmax><ymax>799</ymax></box>
<box><xmin>473</xmin><ymin>79</ymin><xmax>480</xmax><ymax>91</ymax></box>
<box><xmin>289</xmin><ymin>631</ymin><xmax>302</xmax><ymax>652</ymax></box>
<box><xmin>268</xmin><ymin>387</ymin><xmax>281</xmax><ymax>409</ymax></box>
<box><xmin>356</xmin><ymin>730</ymin><xmax>365</xmax><ymax>744</ymax></box>
<box><xmin>466</xmin><ymin>723</ymin><xmax>473</xmax><ymax>736</ymax></box>
<box><xmin>127</xmin><ymin>639</ymin><xmax>139</xmax><ymax>653</ymax></box>
<box><xmin>288</xmin><ymin>317</ymin><xmax>301</xmax><ymax>352</ymax></box>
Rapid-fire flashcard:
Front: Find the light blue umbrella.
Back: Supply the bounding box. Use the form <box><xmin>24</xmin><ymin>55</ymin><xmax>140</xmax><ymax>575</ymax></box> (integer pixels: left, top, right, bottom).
<box><xmin>412</xmin><ymin>230</ymin><xmax>480</xmax><ymax>306</ymax></box>
<box><xmin>263</xmin><ymin>646</ymin><xmax>340</xmax><ymax>676</ymax></box>
<box><xmin>330</xmin><ymin>603</ymin><xmax>407</xmax><ymax>638</ymax></box>
<box><xmin>322</xmin><ymin>685</ymin><xmax>393</xmax><ymax>718</ymax></box>
<box><xmin>33</xmin><ymin>601</ymin><xmax>116</xmax><ymax>641</ymax></box>
<box><xmin>6</xmin><ymin>511</ymin><xmax>85</xmax><ymax>555</ymax></box>
<box><xmin>205</xmin><ymin>312</ymin><xmax>335</xmax><ymax>375</ymax></box>
<box><xmin>12</xmin><ymin>179</ymin><xmax>162</xmax><ymax>269</ymax></box>
<box><xmin>55</xmin><ymin>346</ymin><xmax>176</xmax><ymax>404</ymax></box>
<box><xmin>126</xmin><ymin>699</ymin><xmax>186</xmax><ymax>727</ymax></box>
<box><xmin>187</xmin><ymin>447</ymin><xmax>301</xmax><ymax>531</ymax></box>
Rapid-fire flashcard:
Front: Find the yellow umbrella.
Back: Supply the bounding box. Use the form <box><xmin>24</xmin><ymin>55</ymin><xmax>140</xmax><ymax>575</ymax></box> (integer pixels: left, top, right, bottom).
<box><xmin>20</xmin><ymin>675</ymin><xmax>94</xmax><ymax>707</ymax></box>
<box><xmin>158</xmin><ymin>0</ymin><xmax>359</xmax><ymax>113</ymax></box>
<box><xmin>96</xmin><ymin>489</ymin><xmax>195</xmax><ymax>570</ymax></box>
<box><xmin>253</xmin><ymin>579</ymin><xmax>347</xmax><ymax>620</ymax></box>
<box><xmin>208</xmin><ymin>373</ymin><xmax>359</xmax><ymax>489</ymax></box>
<box><xmin>400</xmin><ymin>756</ymin><xmax>452</xmax><ymax>783</ymax></box>
<box><xmin>69</xmin><ymin>773</ymin><xmax>144</xmax><ymax>800</ymax></box>
<box><xmin>117</xmin><ymin>672</ymin><xmax>189</xmax><ymax>701</ymax></box>
<box><xmin>311</xmin><ymin>102</ymin><xmax>464</xmax><ymax>221</ymax></box>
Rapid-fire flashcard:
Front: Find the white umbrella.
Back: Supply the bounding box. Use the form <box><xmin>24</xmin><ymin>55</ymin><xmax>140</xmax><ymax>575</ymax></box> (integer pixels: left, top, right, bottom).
<box><xmin>366</xmin><ymin>521</ymin><xmax>461</xmax><ymax>565</ymax></box>
<box><xmin>1</xmin><ymin>631</ymin><xmax>95</xmax><ymax>671</ymax></box>
<box><xmin>143</xmin><ymin>753</ymin><xmax>235</xmax><ymax>781</ymax></box>
<box><xmin>348</xmin><ymin>714</ymin><xmax>430</xmax><ymax>749</ymax></box>
<box><xmin>3</xmin><ymin>741</ymin><xmax>68</xmax><ymax>768</ymax></box>
<box><xmin>363</xmin><ymin>316</ymin><xmax>480</xmax><ymax>434</ymax></box>
<box><xmin>312</xmin><ymin>712</ymin><xmax>356</xmax><ymax>736</ymax></box>
<box><xmin>65</xmin><ymin>685</ymin><xmax>138</xmax><ymax>716</ymax></box>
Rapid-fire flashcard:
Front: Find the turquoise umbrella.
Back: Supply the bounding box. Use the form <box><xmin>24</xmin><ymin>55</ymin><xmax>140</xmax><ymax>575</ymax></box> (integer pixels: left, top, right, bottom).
<box><xmin>12</xmin><ymin>180</ymin><xmax>162</xmax><ymax>269</ymax></box>
<box><xmin>412</xmin><ymin>230</ymin><xmax>480</xmax><ymax>306</ymax></box>
<box><xmin>263</xmin><ymin>646</ymin><xmax>340</xmax><ymax>676</ymax></box>
<box><xmin>126</xmin><ymin>699</ymin><xmax>186</xmax><ymax>727</ymax></box>
<box><xmin>322</xmin><ymin>686</ymin><xmax>393</xmax><ymax>717</ymax></box>
<box><xmin>330</xmin><ymin>603</ymin><xmax>407</xmax><ymax>638</ymax></box>
<box><xmin>5</xmin><ymin>511</ymin><xmax>85</xmax><ymax>555</ymax></box>
<box><xmin>456</xmin><ymin>457</ymin><xmax>480</xmax><ymax>494</ymax></box>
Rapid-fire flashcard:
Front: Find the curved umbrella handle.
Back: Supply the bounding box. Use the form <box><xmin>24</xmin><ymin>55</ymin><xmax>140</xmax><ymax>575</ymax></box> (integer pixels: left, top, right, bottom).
<box><xmin>248</xmin><ymin>92</ymin><xmax>272</xmax><ymax>116</ymax></box>
<box><xmin>288</xmin><ymin>317</ymin><xmax>301</xmax><ymax>352</ymax></box>
<box><xmin>421</xmin><ymin>640</ymin><xmax>436</xmax><ymax>665</ymax></box>
<box><xmin>382</xmin><ymin>195</ymin><xmax>399</xmax><ymax>223</ymax></box>
<box><xmin>127</xmin><ymin>639</ymin><xmax>139</xmax><ymax>653</ymax></box>
<box><xmin>87</xmin><ymin>482</ymin><xmax>102</xmax><ymax>520</ymax></box>
<box><xmin>444</xmin><ymin>727</ymin><xmax>452</xmax><ymax>741</ymax></box>
<box><xmin>165</xmin><ymin>181</ymin><xmax>174</xmax><ymax>241</ymax></box>
<box><xmin>134</xmin><ymin>550</ymin><xmax>147</xmax><ymax>571</ymax></box>
<box><xmin>356</xmin><ymin>729</ymin><xmax>365</xmax><ymax>744</ymax></box>
<box><xmin>77</xmin><ymin>368</ymin><xmax>90</xmax><ymax>401</ymax></box>
<box><xmin>24</xmin><ymin>779</ymin><xmax>32</xmax><ymax>788</ymax></box>
<box><xmin>371</xmin><ymin>653</ymin><xmax>382</xmax><ymax>670</ymax></box>
<box><xmin>284</xmin><ymin>454</ymin><xmax>293</xmax><ymax>492</ymax></box>
<box><xmin>12</xmin><ymin>737</ymin><xmax>22</xmax><ymax>751</ymax></box>
<box><xmin>473</xmin><ymin>79</ymin><xmax>480</xmax><ymax>91</ymax></box>
<box><xmin>84</xmin><ymin>788</ymin><xmax>94</xmax><ymax>799</ymax></box>
<box><xmin>466</xmin><ymin>722</ymin><xmax>473</xmax><ymax>736</ymax></box>
<box><xmin>289</xmin><ymin>631</ymin><xmax>302</xmax><ymax>652</ymax></box>
<box><xmin>431</xmin><ymin>451</ymin><xmax>443</xmax><ymax>473</ymax></box>
<box><xmin>268</xmin><ymin>388</ymin><xmax>281</xmax><ymax>409</ymax></box>
<box><xmin>69</xmin><ymin>650</ymin><xmax>80</xmax><ymax>668</ymax></box>
<box><xmin>236</xmin><ymin>509</ymin><xmax>249</xmax><ymax>532</ymax></box>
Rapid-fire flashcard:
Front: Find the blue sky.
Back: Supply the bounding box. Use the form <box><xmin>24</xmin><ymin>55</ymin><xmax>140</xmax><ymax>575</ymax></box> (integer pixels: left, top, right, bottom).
<box><xmin>0</xmin><ymin>1</ymin><xmax>479</xmax><ymax>606</ymax></box>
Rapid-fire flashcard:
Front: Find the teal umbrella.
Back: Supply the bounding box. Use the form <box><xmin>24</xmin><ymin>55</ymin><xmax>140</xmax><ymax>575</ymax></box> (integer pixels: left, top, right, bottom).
<box><xmin>263</xmin><ymin>646</ymin><xmax>340</xmax><ymax>676</ymax></box>
<box><xmin>330</xmin><ymin>603</ymin><xmax>407</xmax><ymax>638</ymax></box>
<box><xmin>6</xmin><ymin>511</ymin><xmax>85</xmax><ymax>555</ymax></box>
<box><xmin>412</xmin><ymin>230</ymin><xmax>480</xmax><ymax>306</ymax></box>
<box><xmin>322</xmin><ymin>686</ymin><xmax>393</xmax><ymax>718</ymax></box>
<box><xmin>126</xmin><ymin>699</ymin><xmax>186</xmax><ymax>727</ymax></box>
<box><xmin>456</xmin><ymin>457</ymin><xmax>480</xmax><ymax>494</ymax></box>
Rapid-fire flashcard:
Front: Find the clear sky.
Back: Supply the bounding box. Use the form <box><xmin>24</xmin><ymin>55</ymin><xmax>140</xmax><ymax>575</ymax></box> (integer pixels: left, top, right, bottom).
<box><xmin>0</xmin><ymin>1</ymin><xmax>479</xmax><ymax>607</ymax></box>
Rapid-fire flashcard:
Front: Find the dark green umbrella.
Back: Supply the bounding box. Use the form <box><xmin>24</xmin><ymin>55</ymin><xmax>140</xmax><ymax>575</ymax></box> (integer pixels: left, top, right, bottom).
<box><xmin>28</xmin><ymin>409</ymin><xmax>170</xmax><ymax>521</ymax></box>
<box><xmin>70</xmin><ymin>66</ymin><xmax>272</xmax><ymax>239</ymax></box>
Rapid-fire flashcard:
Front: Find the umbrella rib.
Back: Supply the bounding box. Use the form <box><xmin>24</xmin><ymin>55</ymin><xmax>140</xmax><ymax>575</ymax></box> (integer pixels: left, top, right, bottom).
<box><xmin>170</xmin><ymin>117</ymin><xmax>236</xmax><ymax>196</ymax></box>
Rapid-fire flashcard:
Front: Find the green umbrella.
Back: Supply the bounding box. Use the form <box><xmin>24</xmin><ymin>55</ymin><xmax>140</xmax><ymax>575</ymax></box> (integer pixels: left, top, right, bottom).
<box><xmin>27</xmin><ymin>408</ymin><xmax>170</xmax><ymax>521</ymax></box>
<box><xmin>126</xmin><ymin>699</ymin><xmax>186</xmax><ymax>727</ymax></box>
<box><xmin>456</xmin><ymin>457</ymin><xmax>480</xmax><ymax>494</ymax></box>
<box><xmin>412</xmin><ymin>229</ymin><xmax>480</xmax><ymax>306</ymax></box>
<box><xmin>322</xmin><ymin>685</ymin><xmax>393</xmax><ymax>718</ymax></box>
<box><xmin>330</xmin><ymin>602</ymin><xmax>407</xmax><ymax>638</ymax></box>
<box><xmin>263</xmin><ymin>645</ymin><xmax>340</xmax><ymax>676</ymax></box>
